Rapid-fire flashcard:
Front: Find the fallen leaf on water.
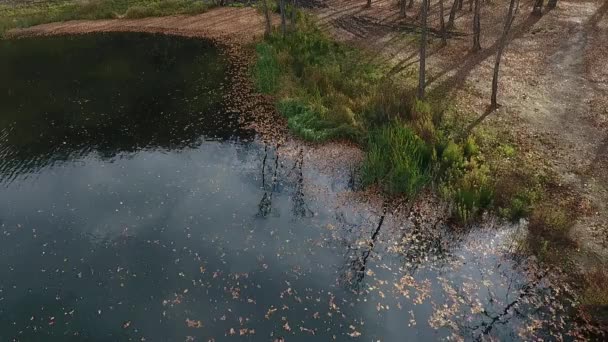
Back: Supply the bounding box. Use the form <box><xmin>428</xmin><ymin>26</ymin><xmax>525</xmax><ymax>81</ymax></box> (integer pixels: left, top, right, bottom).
<box><xmin>185</xmin><ymin>319</ymin><xmax>203</xmax><ymax>328</ymax></box>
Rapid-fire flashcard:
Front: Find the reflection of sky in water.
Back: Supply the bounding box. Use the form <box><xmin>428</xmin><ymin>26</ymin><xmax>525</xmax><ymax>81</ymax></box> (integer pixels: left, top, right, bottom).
<box><xmin>0</xmin><ymin>34</ymin><xmax>595</xmax><ymax>341</ymax></box>
<box><xmin>0</xmin><ymin>142</ymin><xmax>584</xmax><ymax>341</ymax></box>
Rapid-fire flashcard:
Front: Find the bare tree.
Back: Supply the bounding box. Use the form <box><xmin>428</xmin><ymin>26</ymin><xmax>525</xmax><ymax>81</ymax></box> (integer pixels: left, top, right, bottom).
<box><xmin>533</xmin><ymin>0</ymin><xmax>543</xmax><ymax>15</ymax></box>
<box><xmin>401</xmin><ymin>0</ymin><xmax>407</xmax><ymax>18</ymax></box>
<box><xmin>472</xmin><ymin>0</ymin><xmax>481</xmax><ymax>51</ymax></box>
<box><xmin>367</xmin><ymin>0</ymin><xmax>372</xmax><ymax>8</ymax></box>
<box><xmin>440</xmin><ymin>0</ymin><xmax>448</xmax><ymax>46</ymax></box>
<box><xmin>458</xmin><ymin>0</ymin><xmax>464</xmax><ymax>10</ymax></box>
<box><xmin>280</xmin><ymin>0</ymin><xmax>287</xmax><ymax>36</ymax></box>
<box><xmin>261</xmin><ymin>0</ymin><xmax>272</xmax><ymax>37</ymax></box>
<box><xmin>291</xmin><ymin>0</ymin><xmax>297</xmax><ymax>29</ymax></box>
<box><xmin>409</xmin><ymin>0</ymin><xmax>415</xmax><ymax>9</ymax></box>
<box><xmin>547</xmin><ymin>0</ymin><xmax>558</xmax><ymax>9</ymax></box>
<box><xmin>491</xmin><ymin>0</ymin><xmax>520</xmax><ymax>109</ymax></box>
<box><xmin>418</xmin><ymin>0</ymin><xmax>428</xmax><ymax>99</ymax></box>
<box><xmin>447</xmin><ymin>0</ymin><xmax>459</xmax><ymax>29</ymax></box>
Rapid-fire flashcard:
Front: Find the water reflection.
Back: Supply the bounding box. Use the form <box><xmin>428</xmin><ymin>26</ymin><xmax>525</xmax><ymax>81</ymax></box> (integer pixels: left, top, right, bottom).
<box><xmin>0</xmin><ymin>33</ymin><xmax>253</xmax><ymax>185</ymax></box>
<box><xmin>0</xmin><ymin>33</ymin><xmax>600</xmax><ymax>341</ymax></box>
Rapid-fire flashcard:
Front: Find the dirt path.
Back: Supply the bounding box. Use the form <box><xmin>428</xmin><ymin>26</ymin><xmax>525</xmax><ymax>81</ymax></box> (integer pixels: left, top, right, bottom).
<box><xmin>537</xmin><ymin>1</ymin><xmax>608</xmax><ymax>263</ymax></box>
<box><xmin>6</xmin><ymin>7</ymin><xmax>272</xmax><ymax>43</ymax></box>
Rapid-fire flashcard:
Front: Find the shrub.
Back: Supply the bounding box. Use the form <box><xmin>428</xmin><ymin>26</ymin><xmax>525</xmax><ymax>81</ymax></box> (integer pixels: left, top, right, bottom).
<box><xmin>253</xmin><ymin>42</ymin><xmax>281</xmax><ymax>94</ymax></box>
<box><xmin>362</xmin><ymin>122</ymin><xmax>432</xmax><ymax>196</ymax></box>
<box><xmin>528</xmin><ymin>204</ymin><xmax>572</xmax><ymax>238</ymax></box>
<box><xmin>277</xmin><ymin>98</ymin><xmax>360</xmax><ymax>141</ymax></box>
<box><xmin>124</xmin><ymin>5</ymin><xmax>156</xmax><ymax>18</ymax></box>
<box><xmin>463</xmin><ymin>136</ymin><xmax>479</xmax><ymax>158</ymax></box>
<box><xmin>253</xmin><ymin>17</ymin><xmax>381</xmax><ymax>141</ymax></box>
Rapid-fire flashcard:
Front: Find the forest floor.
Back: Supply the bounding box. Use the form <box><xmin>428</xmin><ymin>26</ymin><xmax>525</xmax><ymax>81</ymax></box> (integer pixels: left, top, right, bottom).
<box><xmin>312</xmin><ymin>0</ymin><xmax>608</xmax><ymax>272</ymax></box>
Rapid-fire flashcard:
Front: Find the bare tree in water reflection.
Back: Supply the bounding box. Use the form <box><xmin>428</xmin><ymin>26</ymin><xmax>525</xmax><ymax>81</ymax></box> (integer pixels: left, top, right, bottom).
<box><xmin>338</xmin><ymin>204</ymin><xmax>386</xmax><ymax>292</ymax></box>
<box><xmin>257</xmin><ymin>144</ymin><xmax>280</xmax><ymax>217</ymax></box>
<box><xmin>288</xmin><ymin>148</ymin><xmax>313</xmax><ymax>218</ymax></box>
<box><xmin>396</xmin><ymin>206</ymin><xmax>454</xmax><ymax>275</ymax></box>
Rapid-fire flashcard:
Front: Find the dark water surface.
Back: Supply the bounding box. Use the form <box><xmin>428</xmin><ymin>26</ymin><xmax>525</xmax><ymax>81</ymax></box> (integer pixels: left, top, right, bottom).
<box><xmin>0</xmin><ymin>33</ymin><xmax>594</xmax><ymax>341</ymax></box>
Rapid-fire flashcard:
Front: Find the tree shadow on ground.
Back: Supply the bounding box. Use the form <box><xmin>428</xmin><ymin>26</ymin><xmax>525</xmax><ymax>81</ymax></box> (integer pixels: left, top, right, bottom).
<box><xmin>427</xmin><ymin>13</ymin><xmax>543</xmax><ymax>97</ymax></box>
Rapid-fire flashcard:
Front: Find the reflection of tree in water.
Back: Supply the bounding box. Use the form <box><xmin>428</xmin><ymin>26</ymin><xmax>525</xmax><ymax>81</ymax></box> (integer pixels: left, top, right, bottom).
<box><xmin>422</xmin><ymin>223</ymin><xmax>596</xmax><ymax>341</ymax></box>
<box><xmin>456</xmin><ymin>264</ymin><xmax>552</xmax><ymax>341</ymax></box>
<box><xmin>338</xmin><ymin>205</ymin><xmax>386</xmax><ymax>292</ymax></box>
<box><xmin>396</xmin><ymin>207</ymin><xmax>455</xmax><ymax>275</ymax></box>
<box><xmin>289</xmin><ymin>148</ymin><xmax>313</xmax><ymax>218</ymax></box>
<box><xmin>257</xmin><ymin>144</ymin><xmax>280</xmax><ymax>218</ymax></box>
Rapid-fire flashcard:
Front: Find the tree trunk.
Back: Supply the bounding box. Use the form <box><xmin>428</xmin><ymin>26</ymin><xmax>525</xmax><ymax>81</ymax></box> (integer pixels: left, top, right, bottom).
<box><xmin>262</xmin><ymin>0</ymin><xmax>272</xmax><ymax>37</ymax></box>
<box><xmin>367</xmin><ymin>0</ymin><xmax>372</xmax><ymax>8</ymax></box>
<box><xmin>458</xmin><ymin>0</ymin><xmax>464</xmax><ymax>10</ymax></box>
<box><xmin>491</xmin><ymin>0</ymin><xmax>520</xmax><ymax>109</ymax></box>
<box><xmin>280</xmin><ymin>0</ymin><xmax>287</xmax><ymax>36</ymax></box>
<box><xmin>533</xmin><ymin>0</ymin><xmax>543</xmax><ymax>15</ymax></box>
<box><xmin>418</xmin><ymin>0</ymin><xmax>428</xmax><ymax>99</ymax></box>
<box><xmin>401</xmin><ymin>0</ymin><xmax>407</xmax><ymax>18</ymax></box>
<box><xmin>408</xmin><ymin>0</ymin><xmax>414</xmax><ymax>9</ymax></box>
<box><xmin>547</xmin><ymin>0</ymin><xmax>557</xmax><ymax>9</ymax></box>
<box><xmin>291</xmin><ymin>0</ymin><xmax>297</xmax><ymax>29</ymax></box>
<box><xmin>469</xmin><ymin>0</ymin><xmax>473</xmax><ymax>11</ymax></box>
<box><xmin>447</xmin><ymin>0</ymin><xmax>458</xmax><ymax>29</ymax></box>
<box><xmin>473</xmin><ymin>0</ymin><xmax>481</xmax><ymax>51</ymax></box>
<box><xmin>440</xmin><ymin>0</ymin><xmax>447</xmax><ymax>46</ymax></box>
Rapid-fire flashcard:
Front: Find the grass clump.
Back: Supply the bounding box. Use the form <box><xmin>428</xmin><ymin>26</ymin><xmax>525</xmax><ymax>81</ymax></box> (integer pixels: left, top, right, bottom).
<box><xmin>124</xmin><ymin>0</ymin><xmax>210</xmax><ymax>19</ymax></box>
<box><xmin>0</xmin><ymin>0</ymin><xmax>212</xmax><ymax>36</ymax></box>
<box><xmin>253</xmin><ymin>16</ymin><xmax>498</xmax><ymax>221</ymax></box>
<box><xmin>252</xmin><ymin>17</ymin><xmax>383</xmax><ymax>141</ymax></box>
<box><xmin>253</xmin><ymin>42</ymin><xmax>281</xmax><ymax>94</ymax></box>
<box><xmin>361</xmin><ymin>122</ymin><xmax>432</xmax><ymax>196</ymax></box>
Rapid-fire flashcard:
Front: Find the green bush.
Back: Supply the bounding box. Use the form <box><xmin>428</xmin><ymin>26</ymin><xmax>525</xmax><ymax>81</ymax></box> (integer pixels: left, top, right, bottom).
<box><xmin>448</xmin><ymin>162</ymin><xmax>494</xmax><ymax>223</ymax></box>
<box><xmin>253</xmin><ymin>13</ymin><xmax>499</xmax><ymax>222</ymax></box>
<box><xmin>362</xmin><ymin>122</ymin><xmax>432</xmax><ymax>196</ymax></box>
<box><xmin>277</xmin><ymin>98</ymin><xmax>360</xmax><ymax>141</ymax></box>
<box><xmin>124</xmin><ymin>5</ymin><xmax>156</xmax><ymax>18</ymax></box>
<box><xmin>253</xmin><ymin>42</ymin><xmax>281</xmax><ymax>94</ymax></box>
<box><xmin>253</xmin><ymin>16</ymin><xmax>382</xmax><ymax>142</ymax></box>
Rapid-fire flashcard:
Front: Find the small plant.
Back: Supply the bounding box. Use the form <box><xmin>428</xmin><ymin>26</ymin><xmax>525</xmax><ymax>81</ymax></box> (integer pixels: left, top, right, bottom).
<box><xmin>361</xmin><ymin>122</ymin><xmax>432</xmax><ymax>196</ymax></box>
<box><xmin>528</xmin><ymin>204</ymin><xmax>572</xmax><ymax>237</ymax></box>
<box><xmin>253</xmin><ymin>42</ymin><xmax>281</xmax><ymax>94</ymax></box>
<box><xmin>500</xmin><ymin>143</ymin><xmax>516</xmax><ymax>157</ymax></box>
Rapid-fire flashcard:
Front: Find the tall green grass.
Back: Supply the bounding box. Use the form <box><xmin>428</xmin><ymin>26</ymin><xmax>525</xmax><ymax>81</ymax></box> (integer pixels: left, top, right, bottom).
<box><xmin>252</xmin><ymin>15</ymin><xmax>499</xmax><ymax>221</ymax></box>
<box><xmin>253</xmin><ymin>42</ymin><xmax>281</xmax><ymax>94</ymax></box>
<box><xmin>252</xmin><ymin>17</ymin><xmax>384</xmax><ymax>141</ymax></box>
<box><xmin>361</xmin><ymin>122</ymin><xmax>432</xmax><ymax>196</ymax></box>
<box><xmin>0</xmin><ymin>0</ymin><xmax>212</xmax><ymax>36</ymax></box>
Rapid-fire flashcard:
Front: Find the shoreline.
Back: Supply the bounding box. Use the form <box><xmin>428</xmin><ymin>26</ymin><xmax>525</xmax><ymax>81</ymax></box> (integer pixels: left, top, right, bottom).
<box><xmin>4</xmin><ymin>6</ymin><xmax>607</xmax><ymax>331</ymax></box>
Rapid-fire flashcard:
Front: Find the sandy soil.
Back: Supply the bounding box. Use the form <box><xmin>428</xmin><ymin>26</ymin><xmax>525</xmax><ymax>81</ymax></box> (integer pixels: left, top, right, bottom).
<box><xmin>311</xmin><ymin>0</ymin><xmax>608</xmax><ymax>268</ymax></box>
<box><xmin>6</xmin><ymin>7</ymin><xmax>270</xmax><ymax>42</ymax></box>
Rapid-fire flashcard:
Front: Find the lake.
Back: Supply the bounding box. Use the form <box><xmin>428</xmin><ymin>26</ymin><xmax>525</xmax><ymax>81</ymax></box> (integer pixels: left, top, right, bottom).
<box><xmin>0</xmin><ymin>33</ymin><xmax>594</xmax><ymax>341</ymax></box>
